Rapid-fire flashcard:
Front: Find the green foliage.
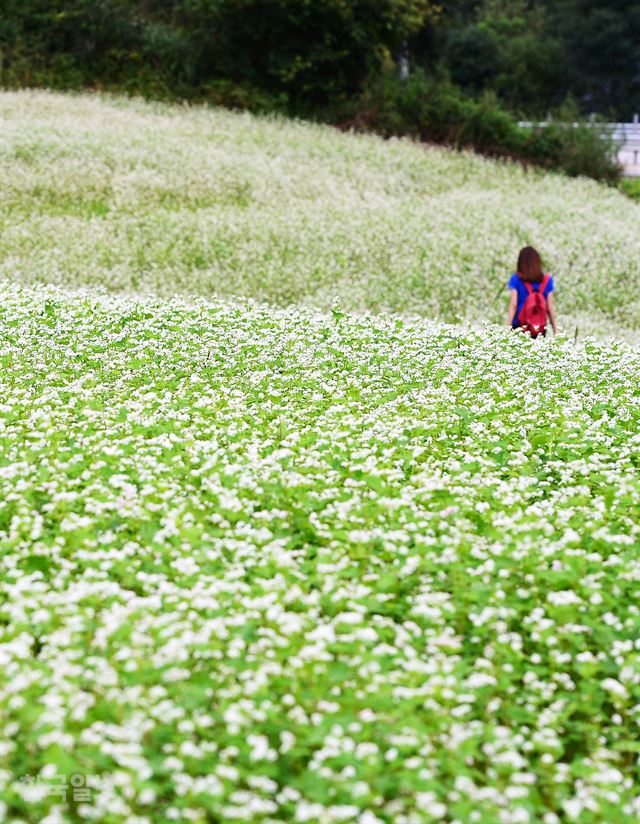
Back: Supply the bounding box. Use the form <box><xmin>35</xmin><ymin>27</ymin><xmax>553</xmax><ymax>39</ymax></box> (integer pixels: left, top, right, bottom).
<box><xmin>0</xmin><ymin>92</ymin><xmax>639</xmax><ymax>820</ymax></box>
<box><xmin>1</xmin><ymin>283</ymin><xmax>640</xmax><ymax>822</ymax></box>
<box><xmin>443</xmin><ymin>2</ymin><xmax>564</xmax><ymax>116</ymax></box>
<box><xmin>619</xmin><ymin>178</ymin><xmax>640</xmax><ymax>202</ymax></box>
<box><xmin>523</xmin><ymin>122</ymin><xmax>621</xmax><ymax>183</ymax></box>
<box><xmin>0</xmin><ymin>0</ymin><xmax>635</xmax><ymax>180</ymax></box>
<box><xmin>2</xmin><ymin>92</ymin><xmax>638</xmax><ymax>338</ymax></box>
<box><xmin>2</xmin><ymin>1</ymin><xmax>638</xmax><ymax>120</ymax></box>
<box><xmin>433</xmin><ymin>0</ymin><xmax>640</xmax><ymax>120</ymax></box>
<box><xmin>347</xmin><ymin>70</ymin><xmax>621</xmax><ymax>182</ymax></box>
<box><xmin>544</xmin><ymin>0</ymin><xmax>640</xmax><ymax>119</ymax></box>
<box><xmin>0</xmin><ymin>0</ymin><xmax>435</xmax><ymax>111</ymax></box>
<box><xmin>196</xmin><ymin>0</ymin><xmax>434</xmax><ymax>111</ymax></box>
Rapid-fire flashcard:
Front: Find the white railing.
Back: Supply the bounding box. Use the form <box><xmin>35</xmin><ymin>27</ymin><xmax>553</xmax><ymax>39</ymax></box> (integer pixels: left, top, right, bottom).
<box><xmin>518</xmin><ymin>116</ymin><xmax>640</xmax><ymax>177</ymax></box>
<box><xmin>612</xmin><ymin>121</ymin><xmax>640</xmax><ymax>177</ymax></box>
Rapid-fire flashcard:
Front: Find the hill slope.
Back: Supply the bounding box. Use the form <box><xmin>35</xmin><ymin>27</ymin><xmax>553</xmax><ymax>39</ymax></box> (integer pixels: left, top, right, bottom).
<box><xmin>1</xmin><ymin>284</ymin><xmax>639</xmax><ymax>822</ymax></box>
<box><xmin>1</xmin><ymin>90</ymin><xmax>639</xmax><ymax>339</ymax></box>
<box><xmin>1</xmin><ymin>90</ymin><xmax>640</xmax><ymax>822</ymax></box>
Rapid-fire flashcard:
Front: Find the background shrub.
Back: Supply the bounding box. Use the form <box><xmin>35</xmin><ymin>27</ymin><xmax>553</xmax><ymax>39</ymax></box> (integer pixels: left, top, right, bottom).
<box><xmin>343</xmin><ymin>71</ymin><xmax>621</xmax><ymax>182</ymax></box>
<box><xmin>0</xmin><ymin>0</ymin><xmax>632</xmax><ymax>182</ymax></box>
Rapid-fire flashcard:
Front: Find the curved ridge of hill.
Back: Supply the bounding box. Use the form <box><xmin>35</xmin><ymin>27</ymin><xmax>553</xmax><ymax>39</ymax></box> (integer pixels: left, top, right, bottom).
<box><xmin>1</xmin><ymin>282</ymin><xmax>640</xmax><ymax>822</ymax></box>
<box><xmin>1</xmin><ymin>90</ymin><xmax>639</xmax><ymax>341</ymax></box>
<box><xmin>2</xmin><ymin>91</ymin><xmax>640</xmax><ymax>823</ymax></box>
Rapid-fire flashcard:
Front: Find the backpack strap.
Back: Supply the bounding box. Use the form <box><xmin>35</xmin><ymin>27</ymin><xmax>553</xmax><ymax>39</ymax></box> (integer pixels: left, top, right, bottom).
<box><xmin>526</xmin><ymin>275</ymin><xmax>550</xmax><ymax>294</ymax></box>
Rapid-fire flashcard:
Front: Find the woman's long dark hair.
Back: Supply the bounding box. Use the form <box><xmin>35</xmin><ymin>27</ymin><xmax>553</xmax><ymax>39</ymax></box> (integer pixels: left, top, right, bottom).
<box><xmin>517</xmin><ymin>246</ymin><xmax>544</xmax><ymax>283</ymax></box>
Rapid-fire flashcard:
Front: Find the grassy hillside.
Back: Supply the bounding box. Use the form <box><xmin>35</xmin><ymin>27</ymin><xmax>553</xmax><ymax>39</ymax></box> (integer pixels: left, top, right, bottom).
<box><xmin>1</xmin><ymin>92</ymin><xmax>640</xmax><ymax>823</ymax></box>
<box><xmin>1</xmin><ymin>284</ymin><xmax>639</xmax><ymax>823</ymax></box>
<box><xmin>1</xmin><ymin>90</ymin><xmax>639</xmax><ymax>340</ymax></box>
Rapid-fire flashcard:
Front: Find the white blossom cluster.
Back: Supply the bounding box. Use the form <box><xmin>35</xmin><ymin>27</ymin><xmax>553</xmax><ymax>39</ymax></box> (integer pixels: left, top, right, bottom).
<box><xmin>0</xmin><ymin>283</ymin><xmax>639</xmax><ymax>823</ymax></box>
<box><xmin>1</xmin><ymin>90</ymin><xmax>639</xmax><ymax>342</ymax></box>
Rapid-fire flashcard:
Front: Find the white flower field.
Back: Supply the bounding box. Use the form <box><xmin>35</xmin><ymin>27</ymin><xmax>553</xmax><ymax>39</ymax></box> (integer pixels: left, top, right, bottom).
<box><xmin>0</xmin><ymin>91</ymin><xmax>639</xmax><ymax>823</ymax></box>
<box><xmin>1</xmin><ymin>91</ymin><xmax>639</xmax><ymax>340</ymax></box>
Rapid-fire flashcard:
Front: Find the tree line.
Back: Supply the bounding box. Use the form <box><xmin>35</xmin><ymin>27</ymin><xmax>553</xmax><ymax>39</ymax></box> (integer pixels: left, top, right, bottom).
<box><xmin>2</xmin><ymin>1</ymin><xmax>639</xmax><ymax>180</ymax></box>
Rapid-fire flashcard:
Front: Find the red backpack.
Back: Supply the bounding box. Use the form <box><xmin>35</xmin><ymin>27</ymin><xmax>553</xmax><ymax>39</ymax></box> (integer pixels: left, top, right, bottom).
<box><xmin>518</xmin><ymin>274</ymin><xmax>550</xmax><ymax>338</ymax></box>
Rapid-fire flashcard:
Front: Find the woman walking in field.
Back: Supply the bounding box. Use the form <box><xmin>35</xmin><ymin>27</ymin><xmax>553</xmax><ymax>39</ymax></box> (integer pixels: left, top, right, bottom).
<box><xmin>507</xmin><ymin>246</ymin><xmax>558</xmax><ymax>337</ymax></box>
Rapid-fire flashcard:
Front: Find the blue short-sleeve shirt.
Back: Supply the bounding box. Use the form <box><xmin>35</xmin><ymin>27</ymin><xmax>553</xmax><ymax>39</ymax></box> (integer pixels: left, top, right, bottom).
<box><xmin>508</xmin><ymin>273</ymin><xmax>554</xmax><ymax>328</ymax></box>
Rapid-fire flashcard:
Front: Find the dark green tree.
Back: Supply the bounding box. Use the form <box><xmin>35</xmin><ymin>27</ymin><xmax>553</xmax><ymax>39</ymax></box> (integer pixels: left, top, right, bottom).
<box><xmin>546</xmin><ymin>0</ymin><xmax>640</xmax><ymax>118</ymax></box>
<box><xmin>172</xmin><ymin>0</ymin><xmax>435</xmax><ymax>111</ymax></box>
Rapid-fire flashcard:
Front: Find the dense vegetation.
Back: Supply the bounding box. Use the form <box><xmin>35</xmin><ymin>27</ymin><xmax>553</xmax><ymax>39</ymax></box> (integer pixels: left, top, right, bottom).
<box><xmin>1</xmin><ymin>90</ymin><xmax>640</xmax><ymax>824</ymax></box>
<box><xmin>2</xmin><ymin>92</ymin><xmax>638</xmax><ymax>340</ymax></box>
<box><xmin>2</xmin><ymin>0</ymin><xmax>638</xmax><ymax>118</ymax></box>
<box><xmin>2</xmin><ymin>284</ymin><xmax>640</xmax><ymax>824</ymax></box>
<box><xmin>2</xmin><ymin>0</ymin><xmax>637</xmax><ymax>181</ymax></box>
<box><xmin>620</xmin><ymin>178</ymin><xmax>640</xmax><ymax>202</ymax></box>
<box><xmin>430</xmin><ymin>0</ymin><xmax>640</xmax><ymax>120</ymax></box>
